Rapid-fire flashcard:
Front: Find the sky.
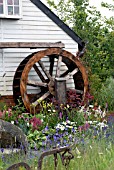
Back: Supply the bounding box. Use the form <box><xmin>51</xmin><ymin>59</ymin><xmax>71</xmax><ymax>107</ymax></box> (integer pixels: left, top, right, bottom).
<box><xmin>90</xmin><ymin>0</ymin><xmax>114</xmax><ymax>17</ymax></box>
<box><xmin>41</xmin><ymin>0</ymin><xmax>114</xmax><ymax>18</ymax></box>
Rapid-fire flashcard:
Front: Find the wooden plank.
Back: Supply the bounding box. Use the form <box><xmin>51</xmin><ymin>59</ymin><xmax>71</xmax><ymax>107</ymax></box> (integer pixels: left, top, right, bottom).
<box><xmin>55</xmin><ymin>56</ymin><xmax>62</xmax><ymax>77</ymax></box>
<box><xmin>32</xmin><ymin>91</ymin><xmax>50</xmax><ymax>106</ymax></box>
<box><xmin>49</xmin><ymin>57</ymin><xmax>54</xmax><ymax>76</ymax></box>
<box><xmin>38</xmin><ymin>60</ymin><xmax>52</xmax><ymax>80</ymax></box>
<box><xmin>65</xmin><ymin>68</ymin><xmax>79</xmax><ymax>80</ymax></box>
<box><xmin>27</xmin><ymin>79</ymin><xmax>47</xmax><ymax>87</ymax></box>
<box><xmin>0</xmin><ymin>42</ymin><xmax>65</xmax><ymax>48</ymax></box>
<box><xmin>33</xmin><ymin>64</ymin><xmax>46</xmax><ymax>82</ymax></box>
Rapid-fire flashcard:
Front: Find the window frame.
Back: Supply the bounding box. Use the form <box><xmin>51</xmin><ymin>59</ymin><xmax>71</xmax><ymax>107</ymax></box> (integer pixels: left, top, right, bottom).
<box><xmin>0</xmin><ymin>0</ymin><xmax>22</xmax><ymax>19</ymax></box>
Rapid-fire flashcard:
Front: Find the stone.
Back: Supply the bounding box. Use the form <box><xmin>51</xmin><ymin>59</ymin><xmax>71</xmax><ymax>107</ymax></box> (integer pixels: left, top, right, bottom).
<box><xmin>0</xmin><ymin>119</ymin><xmax>28</xmax><ymax>153</ymax></box>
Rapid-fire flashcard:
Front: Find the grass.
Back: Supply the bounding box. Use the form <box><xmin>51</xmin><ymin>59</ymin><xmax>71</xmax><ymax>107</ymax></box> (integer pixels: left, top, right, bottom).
<box><xmin>1</xmin><ymin>137</ymin><xmax>114</xmax><ymax>170</ymax></box>
<box><xmin>41</xmin><ymin>139</ymin><xmax>114</xmax><ymax>170</ymax></box>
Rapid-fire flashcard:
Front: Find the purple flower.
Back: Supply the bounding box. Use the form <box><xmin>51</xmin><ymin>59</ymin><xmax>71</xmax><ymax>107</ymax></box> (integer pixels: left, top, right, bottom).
<box><xmin>59</xmin><ymin>112</ymin><xmax>62</xmax><ymax>119</ymax></box>
<box><xmin>72</xmin><ymin>127</ymin><xmax>76</xmax><ymax>133</ymax></box>
<box><xmin>1</xmin><ymin>148</ymin><xmax>4</xmax><ymax>153</ymax></box>
<box><xmin>1</xmin><ymin>155</ymin><xmax>5</xmax><ymax>162</ymax></box>
<box><xmin>45</xmin><ymin>125</ymin><xmax>49</xmax><ymax>131</ymax></box>
<box><xmin>53</xmin><ymin>135</ymin><xmax>57</xmax><ymax>141</ymax></box>
<box><xmin>15</xmin><ymin>119</ymin><xmax>19</xmax><ymax>124</ymax></box>
<box><xmin>105</xmin><ymin>103</ymin><xmax>108</xmax><ymax>111</ymax></box>
<box><xmin>66</xmin><ymin>117</ymin><xmax>69</xmax><ymax>122</ymax></box>
<box><xmin>63</xmin><ymin>139</ymin><xmax>67</xmax><ymax>144</ymax></box>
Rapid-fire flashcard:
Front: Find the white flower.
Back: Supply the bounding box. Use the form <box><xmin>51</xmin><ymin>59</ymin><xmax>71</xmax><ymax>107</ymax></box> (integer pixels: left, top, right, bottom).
<box><xmin>78</xmin><ymin>106</ymin><xmax>85</xmax><ymax>112</ymax></box>
<box><xmin>59</xmin><ymin>125</ymin><xmax>65</xmax><ymax>131</ymax></box>
<box><xmin>76</xmin><ymin>147</ymin><xmax>81</xmax><ymax>155</ymax></box>
<box><xmin>87</xmin><ymin>111</ymin><xmax>91</xmax><ymax>116</ymax></box>
<box><xmin>66</xmin><ymin>125</ymin><xmax>73</xmax><ymax>129</ymax></box>
<box><xmin>11</xmin><ymin>121</ymin><xmax>14</xmax><ymax>124</ymax></box>
<box><xmin>89</xmin><ymin>105</ymin><xmax>94</xmax><ymax>108</ymax></box>
<box><xmin>62</xmin><ymin>121</ymin><xmax>67</xmax><ymax>125</ymax></box>
<box><xmin>67</xmin><ymin>104</ymin><xmax>70</xmax><ymax>108</ymax></box>
<box><xmin>66</xmin><ymin>120</ymin><xmax>71</xmax><ymax>124</ymax></box>
<box><xmin>87</xmin><ymin>121</ymin><xmax>93</xmax><ymax>124</ymax></box>
<box><xmin>103</xmin><ymin>119</ymin><xmax>107</xmax><ymax>124</ymax></box>
<box><xmin>70</xmin><ymin>121</ymin><xmax>77</xmax><ymax>125</ymax></box>
<box><xmin>97</xmin><ymin>122</ymin><xmax>108</xmax><ymax>130</ymax></box>
<box><xmin>56</xmin><ymin>124</ymin><xmax>65</xmax><ymax>131</ymax></box>
<box><xmin>27</xmin><ymin>122</ymin><xmax>29</xmax><ymax>127</ymax></box>
<box><xmin>106</xmin><ymin>148</ymin><xmax>110</xmax><ymax>153</ymax></box>
<box><xmin>93</xmin><ymin>121</ymin><xmax>98</xmax><ymax>123</ymax></box>
<box><xmin>41</xmin><ymin>119</ymin><xmax>43</xmax><ymax>122</ymax></box>
<box><xmin>102</xmin><ymin>111</ymin><xmax>106</xmax><ymax>118</ymax></box>
<box><xmin>90</xmin><ymin>145</ymin><xmax>92</xmax><ymax>149</ymax></box>
<box><xmin>77</xmin><ymin>156</ymin><xmax>81</xmax><ymax>158</ymax></box>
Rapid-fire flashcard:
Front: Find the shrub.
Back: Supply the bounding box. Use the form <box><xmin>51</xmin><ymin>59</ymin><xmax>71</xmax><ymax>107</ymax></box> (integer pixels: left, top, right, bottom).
<box><xmin>89</xmin><ymin>73</ymin><xmax>102</xmax><ymax>101</ymax></box>
<box><xmin>97</xmin><ymin>77</ymin><xmax>114</xmax><ymax>111</ymax></box>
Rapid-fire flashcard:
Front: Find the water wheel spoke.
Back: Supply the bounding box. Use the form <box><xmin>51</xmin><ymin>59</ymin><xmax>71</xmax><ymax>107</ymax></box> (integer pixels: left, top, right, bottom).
<box><xmin>27</xmin><ymin>79</ymin><xmax>48</xmax><ymax>87</ymax></box>
<box><xmin>32</xmin><ymin>91</ymin><xmax>50</xmax><ymax>106</ymax></box>
<box><xmin>38</xmin><ymin>60</ymin><xmax>52</xmax><ymax>80</ymax></box>
<box><xmin>75</xmin><ymin>89</ymin><xmax>84</xmax><ymax>94</ymax></box>
<box><xmin>65</xmin><ymin>68</ymin><xmax>79</xmax><ymax>80</ymax></box>
<box><xmin>55</xmin><ymin>55</ymin><xmax>62</xmax><ymax>77</ymax></box>
<box><xmin>49</xmin><ymin>56</ymin><xmax>54</xmax><ymax>76</ymax></box>
<box><xmin>60</xmin><ymin>70</ymin><xmax>70</xmax><ymax>77</ymax></box>
<box><xmin>33</xmin><ymin>64</ymin><xmax>46</xmax><ymax>82</ymax></box>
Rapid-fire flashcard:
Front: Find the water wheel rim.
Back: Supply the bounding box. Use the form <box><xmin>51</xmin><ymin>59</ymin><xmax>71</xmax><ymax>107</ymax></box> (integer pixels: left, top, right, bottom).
<box><xmin>20</xmin><ymin>48</ymin><xmax>88</xmax><ymax>111</ymax></box>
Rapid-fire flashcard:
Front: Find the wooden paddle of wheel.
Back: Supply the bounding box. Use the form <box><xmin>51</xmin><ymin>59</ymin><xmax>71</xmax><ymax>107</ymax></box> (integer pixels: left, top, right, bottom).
<box><xmin>19</xmin><ymin>47</ymin><xmax>88</xmax><ymax>112</ymax></box>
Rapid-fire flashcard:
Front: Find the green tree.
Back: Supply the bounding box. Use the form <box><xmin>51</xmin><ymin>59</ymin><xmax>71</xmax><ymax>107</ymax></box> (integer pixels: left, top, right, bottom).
<box><xmin>47</xmin><ymin>0</ymin><xmax>114</xmax><ymax>81</ymax></box>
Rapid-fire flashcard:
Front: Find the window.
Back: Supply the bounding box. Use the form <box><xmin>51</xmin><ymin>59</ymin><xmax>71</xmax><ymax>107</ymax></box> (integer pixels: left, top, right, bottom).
<box><xmin>0</xmin><ymin>0</ymin><xmax>21</xmax><ymax>19</ymax></box>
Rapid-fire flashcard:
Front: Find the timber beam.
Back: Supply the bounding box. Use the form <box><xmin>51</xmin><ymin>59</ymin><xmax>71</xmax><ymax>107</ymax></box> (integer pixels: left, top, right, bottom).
<box><xmin>0</xmin><ymin>42</ymin><xmax>65</xmax><ymax>49</ymax></box>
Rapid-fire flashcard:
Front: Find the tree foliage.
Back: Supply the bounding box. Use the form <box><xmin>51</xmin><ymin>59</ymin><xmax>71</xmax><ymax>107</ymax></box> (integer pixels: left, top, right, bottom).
<box><xmin>47</xmin><ymin>0</ymin><xmax>114</xmax><ymax>81</ymax></box>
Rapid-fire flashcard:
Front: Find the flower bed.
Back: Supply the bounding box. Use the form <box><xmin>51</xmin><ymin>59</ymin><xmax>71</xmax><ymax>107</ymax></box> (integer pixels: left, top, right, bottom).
<box><xmin>0</xmin><ymin>100</ymin><xmax>114</xmax><ymax>169</ymax></box>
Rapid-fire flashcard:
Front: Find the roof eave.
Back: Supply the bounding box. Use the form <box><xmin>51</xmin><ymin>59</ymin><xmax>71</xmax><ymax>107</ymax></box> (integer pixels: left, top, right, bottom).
<box><xmin>30</xmin><ymin>0</ymin><xmax>85</xmax><ymax>49</ymax></box>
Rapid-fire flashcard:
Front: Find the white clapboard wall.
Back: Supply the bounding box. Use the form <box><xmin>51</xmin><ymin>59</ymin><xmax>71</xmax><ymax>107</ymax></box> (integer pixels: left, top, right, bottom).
<box><xmin>0</xmin><ymin>0</ymin><xmax>78</xmax><ymax>96</ymax></box>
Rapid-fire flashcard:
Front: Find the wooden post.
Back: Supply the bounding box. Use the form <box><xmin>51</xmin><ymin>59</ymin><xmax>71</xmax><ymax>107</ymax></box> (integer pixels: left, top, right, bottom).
<box><xmin>55</xmin><ymin>77</ymin><xmax>67</xmax><ymax>105</ymax></box>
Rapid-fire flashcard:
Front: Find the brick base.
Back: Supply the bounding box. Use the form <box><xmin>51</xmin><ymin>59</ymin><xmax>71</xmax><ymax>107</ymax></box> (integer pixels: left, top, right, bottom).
<box><xmin>0</xmin><ymin>95</ymin><xmax>15</xmax><ymax>107</ymax></box>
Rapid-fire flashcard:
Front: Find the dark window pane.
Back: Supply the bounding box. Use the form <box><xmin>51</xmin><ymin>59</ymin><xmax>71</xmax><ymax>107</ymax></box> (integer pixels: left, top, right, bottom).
<box><xmin>7</xmin><ymin>0</ymin><xmax>13</xmax><ymax>5</ymax></box>
<box><xmin>0</xmin><ymin>5</ymin><xmax>3</xmax><ymax>14</ymax></box>
<box><xmin>14</xmin><ymin>0</ymin><xmax>19</xmax><ymax>5</ymax></box>
<box><xmin>0</xmin><ymin>0</ymin><xmax>3</xmax><ymax>3</ymax></box>
<box><xmin>14</xmin><ymin>6</ymin><xmax>19</xmax><ymax>15</ymax></box>
<box><xmin>8</xmin><ymin>6</ymin><xmax>13</xmax><ymax>15</ymax></box>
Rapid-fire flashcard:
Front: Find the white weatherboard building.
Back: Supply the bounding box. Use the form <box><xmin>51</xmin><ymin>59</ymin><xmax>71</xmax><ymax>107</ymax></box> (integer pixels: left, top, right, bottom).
<box><xmin>0</xmin><ymin>0</ymin><xmax>84</xmax><ymax>103</ymax></box>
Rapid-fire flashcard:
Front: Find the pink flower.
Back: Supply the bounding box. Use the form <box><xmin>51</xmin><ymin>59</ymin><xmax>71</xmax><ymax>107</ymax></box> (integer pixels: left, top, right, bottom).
<box><xmin>30</xmin><ymin>117</ymin><xmax>42</xmax><ymax>130</ymax></box>
<box><xmin>0</xmin><ymin>110</ymin><xmax>4</xmax><ymax>119</ymax></box>
<box><xmin>18</xmin><ymin>115</ymin><xmax>24</xmax><ymax>119</ymax></box>
<box><xmin>84</xmin><ymin>122</ymin><xmax>90</xmax><ymax>130</ymax></box>
<box><xmin>78</xmin><ymin>126</ymin><xmax>83</xmax><ymax>133</ymax></box>
<box><xmin>78</xmin><ymin>122</ymin><xmax>90</xmax><ymax>132</ymax></box>
<box><xmin>8</xmin><ymin>108</ymin><xmax>12</xmax><ymax>117</ymax></box>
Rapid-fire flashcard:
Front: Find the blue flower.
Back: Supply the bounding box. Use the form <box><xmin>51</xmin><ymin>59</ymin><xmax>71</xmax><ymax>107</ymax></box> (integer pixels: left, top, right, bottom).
<box><xmin>45</xmin><ymin>125</ymin><xmax>49</xmax><ymax>131</ymax></box>
<box><xmin>72</xmin><ymin>127</ymin><xmax>76</xmax><ymax>133</ymax></box>
<box><xmin>1</xmin><ymin>148</ymin><xmax>4</xmax><ymax>153</ymax></box>
<box><xmin>53</xmin><ymin>135</ymin><xmax>57</xmax><ymax>141</ymax></box>
<box><xmin>1</xmin><ymin>155</ymin><xmax>5</xmax><ymax>162</ymax></box>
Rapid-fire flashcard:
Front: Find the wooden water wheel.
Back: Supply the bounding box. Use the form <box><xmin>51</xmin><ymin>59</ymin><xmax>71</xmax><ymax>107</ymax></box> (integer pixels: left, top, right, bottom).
<box><xmin>13</xmin><ymin>47</ymin><xmax>88</xmax><ymax>112</ymax></box>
